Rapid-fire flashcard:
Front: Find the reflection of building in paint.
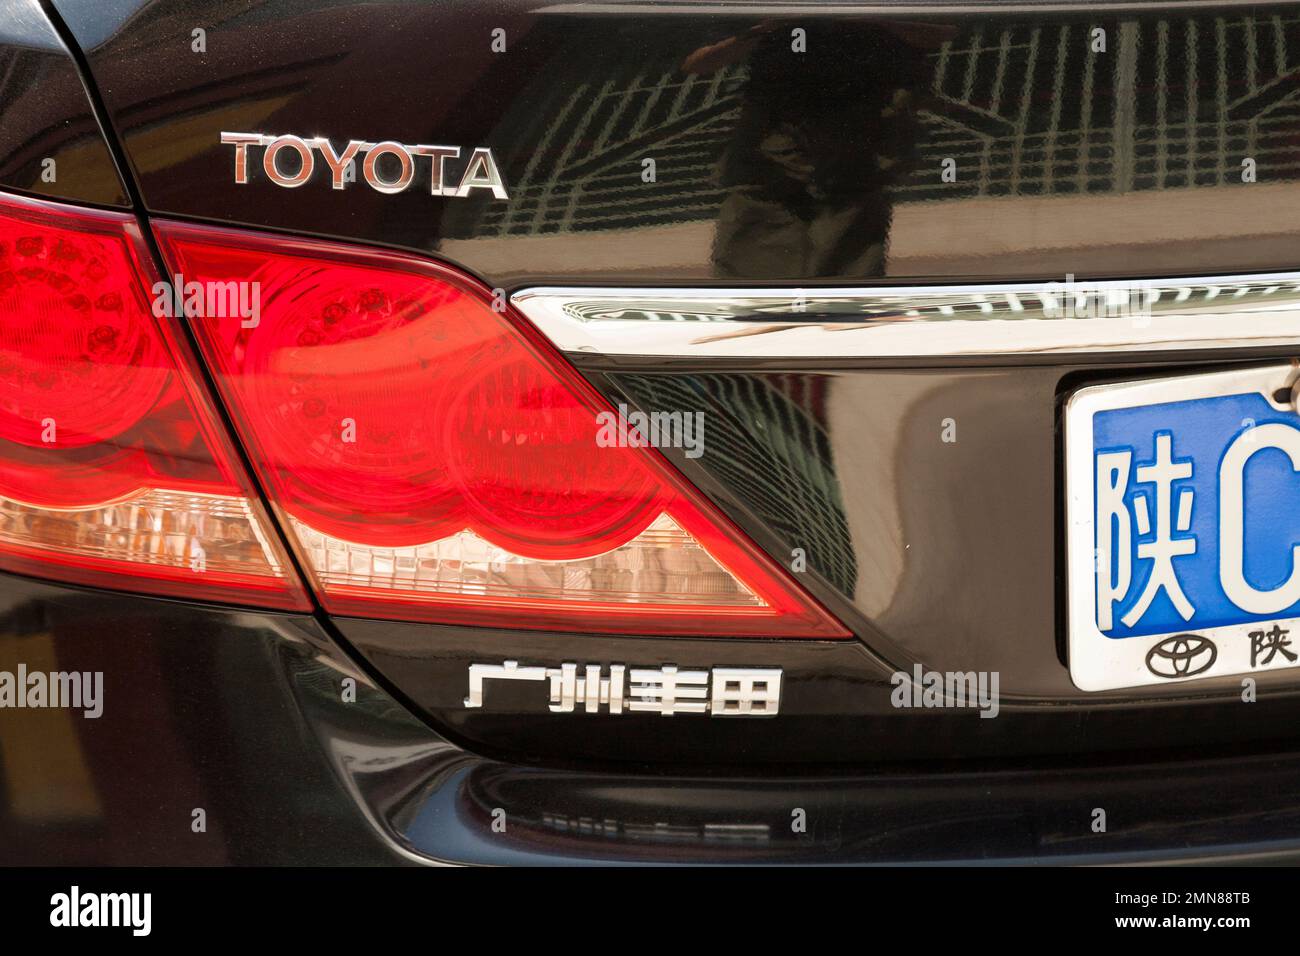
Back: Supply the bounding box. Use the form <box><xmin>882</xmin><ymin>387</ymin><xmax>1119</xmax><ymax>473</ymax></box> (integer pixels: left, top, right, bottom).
<box><xmin>908</xmin><ymin>15</ymin><xmax>1300</xmax><ymax>199</ymax></box>
<box><xmin>614</xmin><ymin>372</ymin><xmax>856</xmax><ymax>598</ymax></box>
<box><xmin>463</xmin><ymin>14</ymin><xmax>1300</xmax><ymax>239</ymax></box>
<box><xmin>467</xmin><ymin>53</ymin><xmax>747</xmax><ymax>239</ymax></box>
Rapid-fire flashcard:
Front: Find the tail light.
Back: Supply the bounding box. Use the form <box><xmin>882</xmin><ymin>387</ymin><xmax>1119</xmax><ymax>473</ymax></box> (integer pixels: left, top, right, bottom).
<box><xmin>155</xmin><ymin>221</ymin><xmax>846</xmax><ymax>637</ymax></box>
<box><xmin>0</xmin><ymin>191</ymin><xmax>307</xmax><ymax>608</ymax></box>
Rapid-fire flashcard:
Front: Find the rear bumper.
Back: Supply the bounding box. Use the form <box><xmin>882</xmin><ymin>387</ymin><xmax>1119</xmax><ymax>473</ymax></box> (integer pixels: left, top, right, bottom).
<box><xmin>4</xmin><ymin>571</ymin><xmax>1300</xmax><ymax>865</ymax></box>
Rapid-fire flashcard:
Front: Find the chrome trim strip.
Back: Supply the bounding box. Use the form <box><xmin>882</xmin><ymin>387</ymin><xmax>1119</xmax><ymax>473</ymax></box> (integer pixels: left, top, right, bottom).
<box><xmin>511</xmin><ymin>274</ymin><xmax>1300</xmax><ymax>358</ymax></box>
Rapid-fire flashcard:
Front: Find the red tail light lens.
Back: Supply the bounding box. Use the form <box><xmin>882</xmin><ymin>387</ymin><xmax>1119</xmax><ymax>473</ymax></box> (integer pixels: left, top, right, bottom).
<box><xmin>157</xmin><ymin>221</ymin><xmax>847</xmax><ymax>637</ymax></box>
<box><xmin>0</xmin><ymin>191</ymin><xmax>307</xmax><ymax>608</ymax></box>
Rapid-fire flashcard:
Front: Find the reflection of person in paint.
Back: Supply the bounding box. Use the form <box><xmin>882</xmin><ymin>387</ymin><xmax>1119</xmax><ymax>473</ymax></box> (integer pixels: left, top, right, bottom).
<box><xmin>683</xmin><ymin>21</ymin><xmax>942</xmax><ymax>279</ymax></box>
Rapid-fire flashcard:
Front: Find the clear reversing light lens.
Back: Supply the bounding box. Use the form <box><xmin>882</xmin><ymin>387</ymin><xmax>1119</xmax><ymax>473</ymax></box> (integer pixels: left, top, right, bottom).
<box><xmin>156</xmin><ymin>221</ymin><xmax>848</xmax><ymax>637</ymax></box>
<box><xmin>0</xmin><ymin>190</ymin><xmax>307</xmax><ymax>608</ymax></box>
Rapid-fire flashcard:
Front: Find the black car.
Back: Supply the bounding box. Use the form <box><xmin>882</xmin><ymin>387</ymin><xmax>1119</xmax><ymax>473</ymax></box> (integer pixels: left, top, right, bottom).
<box><xmin>2</xmin><ymin>0</ymin><xmax>1300</xmax><ymax>881</ymax></box>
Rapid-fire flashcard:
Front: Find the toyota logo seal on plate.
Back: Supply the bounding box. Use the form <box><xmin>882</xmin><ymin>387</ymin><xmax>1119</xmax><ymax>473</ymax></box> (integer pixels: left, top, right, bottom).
<box><xmin>1145</xmin><ymin>634</ymin><xmax>1218</xmax><ymax>679</ymax></box>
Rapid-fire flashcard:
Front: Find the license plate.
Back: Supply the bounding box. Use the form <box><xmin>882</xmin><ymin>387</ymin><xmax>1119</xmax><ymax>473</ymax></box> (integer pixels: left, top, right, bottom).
<box><xmin>1066</xmin><ymin>364</ymin><xmax>1300</xmax><ymax>691</ymax></box>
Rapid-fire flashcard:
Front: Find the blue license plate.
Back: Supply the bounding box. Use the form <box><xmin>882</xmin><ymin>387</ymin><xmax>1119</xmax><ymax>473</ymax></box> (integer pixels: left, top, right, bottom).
<box><xmin>1067</xmin><ymin>365</ymin><xmax>1300</xmax><ymax>691</ymax></box>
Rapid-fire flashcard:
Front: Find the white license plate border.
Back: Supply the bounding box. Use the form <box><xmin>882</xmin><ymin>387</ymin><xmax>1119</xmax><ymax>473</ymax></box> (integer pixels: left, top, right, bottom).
<box><xmin>1065</xmin><ymin>362</ymin><xmax>1300</xmax><ymax>692</ymax></box>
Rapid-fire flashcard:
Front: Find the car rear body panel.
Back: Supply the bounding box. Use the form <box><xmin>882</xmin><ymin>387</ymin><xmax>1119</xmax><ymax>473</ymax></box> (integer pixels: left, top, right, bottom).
<box><xmin>6</xmin><ymin>571</ymin><xmax>1300</xmax><ymax>866</ymax></box>
<box><xmin>0</xmin><ymin>0</ymin><xmax>127</xmax><ymax>206</ymax></box>
<box><xmin>2</xmin><ymin>0</ymin><xmax>1299</xmax><ymax>864</ymax></box>
<box><xmin>50</xmin><ymin>0</ymin><xmax>1300</xmax><ymax>285</ymax></box>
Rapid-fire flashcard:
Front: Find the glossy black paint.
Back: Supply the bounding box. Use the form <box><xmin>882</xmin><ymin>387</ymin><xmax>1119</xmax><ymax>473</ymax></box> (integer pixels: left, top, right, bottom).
<box><xmin>339</xmin><ymin>358</ymin><xmax>1300</xmax><ymax>768</ymax></box>
<box><xmin>6</xmin><ymin>0</ymin><xmax>1300</xmax><ymax>862</ymax></box>
<box><xmin>0</xmin><ymin>0</ymin><xmax>127</xmax><ymax>206</ymax></box>
<box><xmin>5</xmin><ymin>571</ymin><xmax>1300</xmax><ymax>865</ymax></box>
<box><xmin>340</xmin><ymin>606</ymin><xmax>1300</xmax><ymax>769</ymax></box>
<box><xmin>21</xmin><ymin>0</ymin><xmax>1300</xmax><ymax>769</ymax></box>
<box><xmin>0</xmin><ymin>575</ymin><xmax>405</xmax><ymax>864</ymax></box>
<box><xmin>50</xmin><ymin>0</ymin><xmax>1300</xmax><ymax>287</ymax></box>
